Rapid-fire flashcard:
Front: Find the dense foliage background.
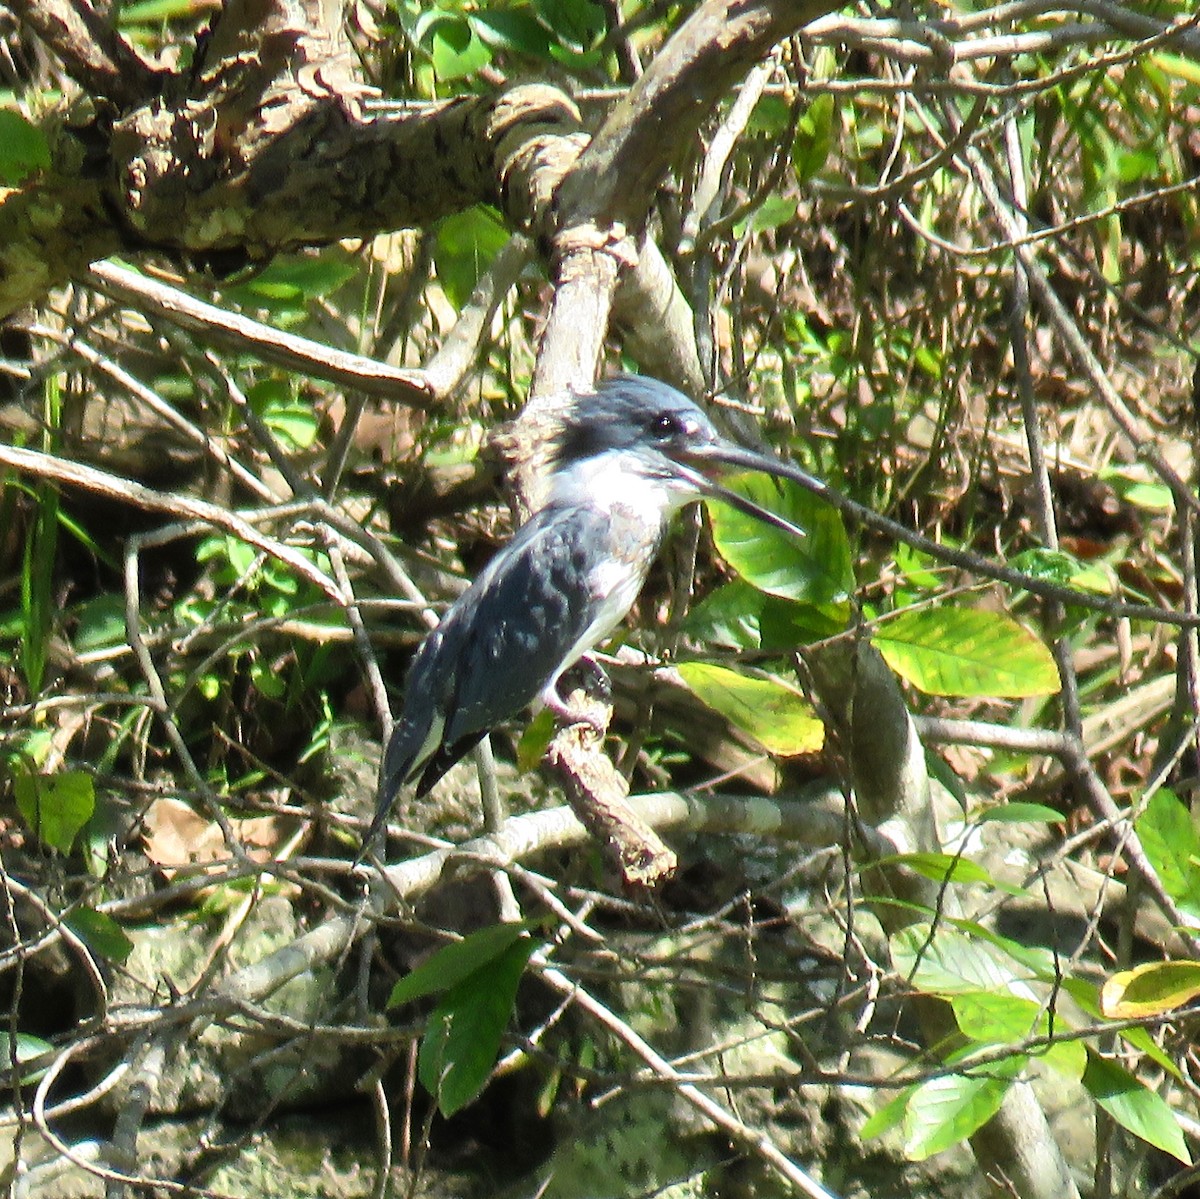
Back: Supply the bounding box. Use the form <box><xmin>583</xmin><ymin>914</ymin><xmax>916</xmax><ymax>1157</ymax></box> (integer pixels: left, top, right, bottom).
<box><xmin>2</xmin><ymin>2</ymin><xmax>1200</xmax><ymax>1197</ymax></box>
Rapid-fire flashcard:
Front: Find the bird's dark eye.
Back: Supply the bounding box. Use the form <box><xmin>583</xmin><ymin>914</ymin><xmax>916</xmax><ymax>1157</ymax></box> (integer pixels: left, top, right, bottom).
<box><xmin>651</xmin><ymin>411</ymin><xmax>681</xmax><ymax>439</ymax></box>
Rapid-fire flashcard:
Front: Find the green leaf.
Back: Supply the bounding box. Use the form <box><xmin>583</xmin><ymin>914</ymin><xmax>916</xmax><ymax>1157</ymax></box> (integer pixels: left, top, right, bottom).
<box><xmin>1153</xmin><ymin>51</ymin><xmax>1200</xmax><ymax>87</ymax></box>
<box><xmin>742</xmin><ymin>195</ymin><xmax>797</xmax><ymax>234</ymax></box>
<box><xmin>860</xmin><ymin>1086</ymin><xmax>915</xmax><ymax>1142</ymax></box>
<box><xmin>434</xmin><ymin>206</ymin><xmax>511</xmax><ymax>309</ymax></box>
<box><xmin>890</xmin><ymin>924</ymin><xmax>1031</xmax><ymax>997</ymax></box>
<box><xmin>972</xmin><ymin>802</ymin><xmax>1064</xmax><ymax>826</ymax></box>
<box><xmin>939</xmin><ymin>918</ymin><xmax>1061</xmax><ymax>985</ymax></box>
<box><xmin>266</xmin><ymin>402</ymin><xmax>319</xmax><ymax>450</ymax></box>
<box><xmin>71</xmin><ymin>594</ymin><xmax>128</xmax><ymax>653</ymax></box>
<box><xmin>1010</xmin><ymin>547</ymin><xmax>1116</xmax><ymax>595</ymax></box>
<box><xmin>746</xmin><ymin>94</ymin><xmax>793</xmax><ymax>138</ymax></box>
<box><xmin>0</xmin><ymin>110</ymin><xmax>50</xmax><ymax>185</ymax></box>
<box><xmin>902</xmin><ymin>1053</ymin><xmax>1023</xmax><ymax>1159</ymax></box>
<box><xmin>676</xmin><ymin>662</ymin><xmax>823</xmax><ymax>756</ymax></box>
<box><xmin>1</xmin><ymin>1033</ymin><xmax>53</xmax><ymax>1085</ymax></box>
<box><xmin>250</xmin><ymin>658</ymin><xmax>287</xmax><ymax>700</ymax></box>
<box><xmin>1084</xmin><ymin>1053</ymin><xmax>1191</xmax><ymax>1163</ymax></box>
<box><xmin>894</xmin><ymin>541</ymin><xmax>941</xmax><ymax>590</ymax></box>
<box><xmin>516</xmin><ymin>708</ymin><xmax>557</xmax><ymax>773</ymax></box>
<box><xmin>685</xmin><ymin>579</ymin><xmax>847</xmax><ymax>651</ymax></box>
<box><xmin>118</xmin><ymin>0</ymin><xmax>203</xmax><ymax>25</ymax></box>
<box><xmin>792</xmin><ymin>93</ymin><xmax>837</xmax><ymax>182</ymax></box>
<box><xmin>873</xmin><ymin>607</ymin><xmax>1060</xmax><ymax>698</ymax></box>
<box><xmin>951</xmin><ymin>991</ymin><xmax>1085</xmax><ymax>1080</ymax></box>
<box><xmin>418</xmin><ymin>937</ymin><xmax>536</xmax><ymax>1116</ymax></box>
<box><xmin>388</xmin><ymin>921</ymin><xmax>537</xmax><ymax>1008</ymax></box>
<box><xmin>708</xmin><ymin>473</ymin><xmax>854</xmax><ymax>606</ymax></box>
<box><xmin>471</xmin><ymin>10</ymin><xmax>553</xmax><ymax>58</ymax></box>
<box><xmin>225</xmin><ymin>252</ymin><xmax>356</xmax><ymax>306</ymax></box>
<box><xmin>65</xmin><ymin>907</ymin><xmax>134</xmax><ymax>964</ymax></box>
<box><xmin>1135</xmin><ymin>789</ymin><xmax>1200</xmax><ymax>917</ymax></box>
<box><xmin>416</xmin><ymin>12</ymin><xmax>493</xmax><ymax>81</ymax></box>
<box><xmin>14</xmin><ymin>769</ymin><xmax>95</xmax><ymax>854</ymax></box>
<box><xmin>534</xmin><ymin>0</ymin><xmax>605</xmax><ymax>51</ymax></box>
<box><xmin>866</xmin><ymin>852</ymin><xmax>1016</xmax><ymax>892</ymax></box>
<box><xmin>1100</xmin><ymin>468</ymin><xmax>1172</xmax><ymax>513</ymax></box>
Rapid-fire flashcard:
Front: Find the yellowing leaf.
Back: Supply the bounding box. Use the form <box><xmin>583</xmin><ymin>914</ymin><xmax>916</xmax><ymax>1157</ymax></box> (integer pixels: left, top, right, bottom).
<box><xmin>874</xmin><ymin>607</ymin><xmax>1060</xmax><ymax>698</ymax></box>
<box><xmin>676</xmin><ymin>662</ymin><xmax>823</xmax><ymax>756</ymax></box>
<box><xmin>1101</xmin><ymin>961</ymin><xmax>1200</xmax><ymax>1019</ymax></box>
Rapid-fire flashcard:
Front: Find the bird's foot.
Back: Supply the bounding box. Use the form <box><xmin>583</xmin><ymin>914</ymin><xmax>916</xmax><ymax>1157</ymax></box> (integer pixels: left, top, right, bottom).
<box><xmin>543</xmin><ymin>661</ymin><xmax>611</xmax><ymax>738</ymax></box>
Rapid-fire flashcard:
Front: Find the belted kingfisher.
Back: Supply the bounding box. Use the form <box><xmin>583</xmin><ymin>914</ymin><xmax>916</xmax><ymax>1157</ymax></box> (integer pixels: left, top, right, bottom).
<box><xmin>368</xmin><ymin>374</ymin><xmax>818</xmax><ymax>848</ymax></box>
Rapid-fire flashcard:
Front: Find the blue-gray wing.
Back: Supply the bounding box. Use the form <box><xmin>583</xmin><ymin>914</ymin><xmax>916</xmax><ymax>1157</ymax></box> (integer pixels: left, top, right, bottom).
<box><xmin>379</xmin><ymin>504</ymin><xmax>613</xmax><ymax>805</ymax></box>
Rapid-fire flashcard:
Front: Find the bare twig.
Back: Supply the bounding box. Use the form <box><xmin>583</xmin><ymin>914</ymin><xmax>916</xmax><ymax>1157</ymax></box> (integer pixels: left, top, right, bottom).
<box><xmin>87</xmin><ymin>264</ymin><xmax>434</xmax><ymax>407</ymax></box>
<box><xmin>535</xmin><ymin>961</ymin><xmax>842</xmax><ymax>1199</ymax></box>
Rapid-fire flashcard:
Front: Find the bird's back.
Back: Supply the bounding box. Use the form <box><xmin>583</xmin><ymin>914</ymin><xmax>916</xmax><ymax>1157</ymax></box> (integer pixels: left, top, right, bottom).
<box><xmin>379</xmin><ymin>500</ymin><xmax>647</xmax><ymax>803</ymax></box>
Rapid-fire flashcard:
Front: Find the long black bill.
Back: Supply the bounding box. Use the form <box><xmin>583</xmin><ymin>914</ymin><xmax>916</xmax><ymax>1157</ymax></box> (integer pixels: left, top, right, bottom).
<box><xmin>671</xmin><ymin>440</ymin><xmax>829</xmax><ymax>540</ymax></box>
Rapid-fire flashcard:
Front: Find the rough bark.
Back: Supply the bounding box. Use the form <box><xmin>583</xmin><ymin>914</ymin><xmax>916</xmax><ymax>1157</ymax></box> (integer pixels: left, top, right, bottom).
<box><xmin>1</xmin><ymin>2</ymin><xmax>584</xmax><ymax>317</ymax></box>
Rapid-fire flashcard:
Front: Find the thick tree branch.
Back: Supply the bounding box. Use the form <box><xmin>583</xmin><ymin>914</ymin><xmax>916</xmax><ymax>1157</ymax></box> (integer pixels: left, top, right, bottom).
<box><xmin>10</xmin><ymin>0</ymin><xmax>164</xmax><ymax>108</ymax></box>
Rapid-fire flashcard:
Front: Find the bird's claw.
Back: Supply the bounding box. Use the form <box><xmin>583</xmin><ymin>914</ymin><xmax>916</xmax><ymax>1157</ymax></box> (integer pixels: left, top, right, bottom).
<box><xmin>543</xmin><ymin>662</ymin><xmax>612</xmax><ymax>738</ymax></box>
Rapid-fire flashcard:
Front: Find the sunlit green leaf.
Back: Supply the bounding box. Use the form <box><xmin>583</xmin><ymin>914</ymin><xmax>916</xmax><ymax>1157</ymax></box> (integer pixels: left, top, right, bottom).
<box><xmin>225</xmin><ymin>253</ymin><xmax>355</xmax><ymax>306</ymax></box>
<box><xmin>1100</xmin><ymin>468</ymin><xmax>1172</xmax><ymax>513</ymax></box>
<box><xmin>860</xmin><ymin>1086</ymin><xmax>914</xmax><ymax>1142</ymax></box>
<box><xmin>1135</xmin><ymin>789</ymin><xmax>1200</xmax><ymax>917</ymax></box>
<box><xmin>1084</xmin><ymin>1053</ymin><xmax>1191</xmax><ymax>1163</ymax></box>
<box><xmin>676</xmin><ymin>662</ymin><xmax>823</xmax><ymax>756</ymax></box>
<box><xmin>951</xmin><ymin>991</ymin><xmax>1085</xmax><ymax>1079</ymax></box>
<box><xmin>894</xmin><ymin>542</ymin><xmax>941</xmax><ymax>590</ymax></box>
<box><xmin>742</xmin><ymin>195</ymin><xmax>797</xmax><ymax>234</ymax></box>
<box><xmin>1010</xmin><ymin>547</ymin><xmax>1116</xmax><ymax>595</ymax></box>
<box><xmin>118</xmin><ymin>0</ymin><xmax>205</xmax><ymax>25</ymax></box>
<box><xmin>865</xmin><ymin>852</ymin><xmax>1016</xmax><ymax>892</ymax></box>
<box><xmin>873</xmin><ymin>607</ymin><xmax>1060</xmax><ymax>698</ymax></box>
<box><xmin>972</xmin><ymin>802</ymin><xmax>1064</xmax><ymax>826</ymax></box>
<box><xmin>902</xmin><ymin>1054</ymin><xmax>1023</xmax><ymax>1159</ymax></box>
<box><xmin>708</xmin><ymin>473</ymin><xmax>853</xmax><ymax>606</ymax></box>
<box><xmin>0</xmin><ymin>109</ymin><xmax>50</xmax><ymax>184</ymax></box>
<box><xmin>1153</xmin><ymin>51</ymin><xmax>1200</xmax><ymax>87</ymax></box>
<box><xmin>14</xmin><ymin>769</ymin><xmax>95</xmax><ymax>854</ymax></box>
<box><xmin>434</xmin><ymin>206</ymin><xmax>511</xmax><ymax>309</ymax></box>
<box><xmin>516</xmin><ymin>708</ymin><xmax>557</xmax><ymax>773</ymax></box>
<box><xmin>250</xmin><ymin>658</ymin><xmax>287</xmax><ymax>700</ymax></box>
<box><xmin>890</xmin><ymin>923</ymin><xmax>1033</xmax><ymax>997</ymax></box>
<box><xmin>1</xmin><ymin>1033</ymin><xmax>53</xmax><ymax>1085</ymax></box>
<box><xmin>413</xmin><ymin>10</ymin><xmax>493</xmax><ymax>81</ymax></box>
<box><xmin>792</xmin><ymin>93</ymin><xmax>837</xmax><ymax>182</ymax></box>
<box><xmin>262</xmin><ymin>401</ymin><xmax>319</xmax><ymax>450</ymax></box>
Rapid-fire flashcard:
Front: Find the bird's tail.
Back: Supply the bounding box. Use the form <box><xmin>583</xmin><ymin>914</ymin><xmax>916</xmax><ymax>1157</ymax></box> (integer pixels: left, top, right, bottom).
<box><xmin>356</xmin><ymin>712</ymin><xmax>444</xmax><ymax>864</ymax></box>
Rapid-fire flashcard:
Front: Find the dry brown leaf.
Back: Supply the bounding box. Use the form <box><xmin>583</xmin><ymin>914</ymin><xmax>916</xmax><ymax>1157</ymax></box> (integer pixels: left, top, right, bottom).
<box><xmin>142</xmin><ymin>797</ymin><xmax>280</xmax><ymax>879</ymax></box>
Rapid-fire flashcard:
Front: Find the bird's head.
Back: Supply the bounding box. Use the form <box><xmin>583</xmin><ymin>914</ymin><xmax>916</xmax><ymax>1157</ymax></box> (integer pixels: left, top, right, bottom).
<box><xmin>549</xmin><ymin>374</ymin><xmax>817</xmax><ymax>536</ymax></box>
